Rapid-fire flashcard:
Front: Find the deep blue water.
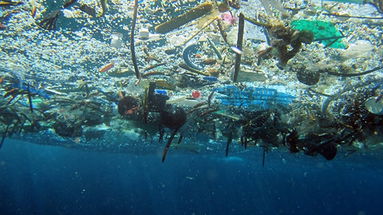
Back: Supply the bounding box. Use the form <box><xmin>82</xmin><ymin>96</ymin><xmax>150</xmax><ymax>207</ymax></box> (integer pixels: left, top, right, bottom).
<box><xmin>1</xmin><ymin>139</ymin><xmax>382</xmax><ymax>215</ymax></box>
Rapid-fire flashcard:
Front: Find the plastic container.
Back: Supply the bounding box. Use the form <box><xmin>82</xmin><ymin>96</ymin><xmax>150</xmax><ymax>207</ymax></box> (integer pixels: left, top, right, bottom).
<box><xmin>215</xmin><ymin>85</ymin><xmax>295</xmax><ymax>109</ymax></box>
<box><xmin>365</xmin><ymin>96</ymin><xmax>383</xmax><ymax>115</ymax></box>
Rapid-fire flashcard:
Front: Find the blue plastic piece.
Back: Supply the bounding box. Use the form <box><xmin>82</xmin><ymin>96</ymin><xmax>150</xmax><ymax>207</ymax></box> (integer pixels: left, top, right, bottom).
<box><xmin>214</xmin><ymin>86</ymin><xmax>295</xmax><ymax>109</ymax></box>
<box><xmin>182</xmin><ymin>44</ymin><xmax>204</xmax><ymax>71</ymax></box>
<box><xmin>154</xmin><ymin>89</ymin><xmax>169</xmax><ymax>96</ymax></box>
<box><xmin>203</xmin><ymin>76</ymin><xmax>218</xmax><ymax>82</ymax></box>
<box><xmin>11</xmin><ymin>82</ymin><xmax>51</xmax><ymax>99</ymax></box>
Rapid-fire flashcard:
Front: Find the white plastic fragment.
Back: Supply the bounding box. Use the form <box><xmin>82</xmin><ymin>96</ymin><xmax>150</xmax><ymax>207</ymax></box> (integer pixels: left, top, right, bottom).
<box><xmin>231</xmin><ymin>46</ymin><xmax>243</xmax><ymax>55</ymax></box>
<box><xmin>340</xmin><ymin>40</ymin><xmax>374</xmax><ymax>60</ymax></box>
<box><xmin>138</xmin><ymin>28</ymin><xmax>150</xmax><ymax>40</ymax></box>
<box><xmin>110</xmin><ymin>32</ymin><xmax>123</xmax><ymax>48</ymax></box>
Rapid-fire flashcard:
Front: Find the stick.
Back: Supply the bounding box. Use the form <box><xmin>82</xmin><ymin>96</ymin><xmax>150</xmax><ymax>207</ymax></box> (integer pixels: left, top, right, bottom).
<box><xmin>0</xmin><ymin>125</ymin><xmax>10</xmax><ymax>149</ymax></box>
<box><xmin>326</xmin><ymin>65</ymin><xmax>383</xmax><ymax>77</ymax></box>
<box><xmin>130</xmin><ymin>0</ymin><xmax>141</xmax><ymax>80</ymax></box>
<box><xmin>323</xmin><ymin>13</ymin><xmax>383</xmax><ymax>20</ymax></box>
<box><xmin>225</xmin><ymin>133</ymin><xmax>232</xmax><ymax>157</ymax></box>
<box><xmin>233</xmin><ymin>13</ymin><xmax>245</xmax><ymax>82</ymax></box>
<box><xmin>262</xmin><ymin>147</ymin><xmax>266</xmax><ymax>167</ymax></box>
<box><xmin>216</xmin><ymin>19</ymin><xmax>229</xmax><ymax>44</ymax></box>
<box><xmin>162</xmin><ymin>128</ymin><xmax>179</xmax><ymax>162</ymax></box>
<box><xmin>27</xmin><ymin>84</ymin><xmax>33</xmax><ymax>113</ymax></box>
<box><xmin>181</xmin><ymin>17</ymin><xmax>217</xmax><ymax>46</ymax></box>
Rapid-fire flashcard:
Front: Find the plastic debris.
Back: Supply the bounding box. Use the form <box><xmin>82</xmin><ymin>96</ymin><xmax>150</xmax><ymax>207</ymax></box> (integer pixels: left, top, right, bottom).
<box><xmin>203</xmin><ymin>76</ymin><xmax>218</xmax><ymax>82</ymax></box>
<box><xmin>154</xmin><ymin>89</ymin><xmax>171</xmax><ymax>96</ymax></box>
<box><xmin>9</xmin><ymin>78</ymin><xmax>51</xmax><ymax>99</ymax></box>
<box><xmin>192</xmin><ymin>90</ymin><xmax>201</xmax><ymax>99</ymax></box>
<box><xmin>155</xmin><ymin>2</ymin><xmax>213</xmax><ymax>34</ymax></box>
<box><xmin>215</xmin><ymin>86</ymin><xmax>295</xmax><ymax>109</ymax></box>
<box><xmin>291</xmin><ymin>20</ymin><xmax>346</xmax><ymax>49</ymax></box>
<box><xmin>183</xmin><ymin>44</ymin><xmax>204</xmax><ymax>71</ymax></box>
<box><xmin>365</xmin><ymin>96</ymin><xmax>383</xmax><ymax>115</ymax></box>
<box><xmin>1</xmin><ymin>0</ymin><xmax>383</xmax><ymax>161</ymax></box>
<box><xmin>110</xmin><ymin>33</ymin><xmax>123</xmax><ymax>48</ymax></box>
<box><xmin>99</xmin><ymin>62</ymin><xmax>114</xmax><ymax>73</ymax></box>
<box><xmin>139</xmin><ymin>28</ymin><xmax>150</xmax><ymax>40</ymax></box>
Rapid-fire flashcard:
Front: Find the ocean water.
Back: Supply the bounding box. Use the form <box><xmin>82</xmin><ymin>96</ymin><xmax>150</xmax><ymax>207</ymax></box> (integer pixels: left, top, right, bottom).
<box><xmin>1</xmin><ymin>139</ymin><xmax>382</xmax><ymax>215</ymax></box>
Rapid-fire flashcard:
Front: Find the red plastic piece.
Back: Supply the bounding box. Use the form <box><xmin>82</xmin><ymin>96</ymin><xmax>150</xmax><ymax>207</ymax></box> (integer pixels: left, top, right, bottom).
<box><xmin>192</xmin><ymin>90</ymin><xmax>201</xmax><ymax>99</ymax></box>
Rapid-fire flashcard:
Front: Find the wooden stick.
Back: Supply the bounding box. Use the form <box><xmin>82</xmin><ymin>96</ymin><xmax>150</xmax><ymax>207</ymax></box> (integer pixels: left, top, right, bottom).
<box><xmin>181</xmin><ymin>17</ymin><xmax>217</xmax><ymax>46</ymax></box>
<box><xmin>130</xmin><ymin>0</ymin><xmax>141</xmax><ymax>80</ymax></box>
<box><xmin>162</xmin><ymin>128</ymin><xmax>179</xmax><ymax>162</ymax></box>
<box><xmin>233</xmin><ymin>13</ymin><xmax>245</xmax><ymax>82</ymax></box>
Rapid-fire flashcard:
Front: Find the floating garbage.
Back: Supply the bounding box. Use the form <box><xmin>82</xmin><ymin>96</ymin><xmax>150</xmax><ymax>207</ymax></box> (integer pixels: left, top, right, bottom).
<box><xmin>203</xmin><ymin>76</ymin><xmax>218</xmax><ymax>82</ymax></box>
<box><xmin>8</xmin><ymin>77</ymin><xmax>51</xmax><ymax>99</ymax></box>
<box><xmin>110</xmin><ymin>32</ymin><xmax>123</xmax><ymax>48</ymax></box>
<box><xmin>296</xmin><ymin>70</ymin><xmax>321</xmax><ymax>85</ymax></box>
<box><xmin>154</xmin><ymin>89</ymin><xmax>172</xmax><ymax>96</ymax></box>
<box><xmin>183</xmin><ymin>44</ymin><xmax>204</xmax><ymax>71</ymax></box>
<box><xmin>291</xmin><ymin>20</ymin><xmax>346</xmax><ymax>49</ymax></box>
<box><xmin>155</xmin><ymin>2</ymin><xmax>213</xmax><ymax>34</ymax></box>
<box><xmin>138</xmin><ymin>27</ymin><xmax>150</xmax><ymax>40</ymax></box>
<box><xmin>99</xmin><ymin>62</ymin><xmax>115</xmax><ymax>73</ymax></box>
<box><xmin>191</xmin><ymin>90</ymin><xmax>201</xmax><ymax>99</ymax></box>
<box><xmin>214</xmin><ymin>86</ymin><xmax>295</xmax><ymax>110</ymax></box>
<box><xmin>1</xmin><ymin>0</ymin><xmax>383</xmax><ymax>162</ymax></box>
<box><xmin>365</xmin><ymin>96</ymin><xmax>383</xmax><ymax>115</ymax></box>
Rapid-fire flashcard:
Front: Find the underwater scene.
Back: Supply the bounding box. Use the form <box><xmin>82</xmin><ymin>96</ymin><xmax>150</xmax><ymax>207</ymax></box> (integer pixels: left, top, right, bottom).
<box><xmin>1</xmin><ymin>0</ymin><xmax>383</xmax><ymax>214</ymax></box>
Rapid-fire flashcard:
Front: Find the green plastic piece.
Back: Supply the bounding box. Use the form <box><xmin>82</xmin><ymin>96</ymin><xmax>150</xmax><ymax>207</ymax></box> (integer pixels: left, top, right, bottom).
<box><xmin>33</xmin><ymin>98</ymin><xmax>43</xmax><ymax>104</ymax></box>
<box><xmin>291</xmin><ymin>20</ymin><xmax>346</xmax><ymax>49</ymax></box>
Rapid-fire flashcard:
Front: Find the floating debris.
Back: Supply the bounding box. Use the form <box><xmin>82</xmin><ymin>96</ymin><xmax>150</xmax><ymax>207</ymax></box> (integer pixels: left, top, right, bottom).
<box><xmin>78</xmin><ymin>4</ymin><xmax>97</xmax><ymax>17</ymax></box>
<box><xmin>215</xmin><ymin>86</ymin><xmax>295</xmax><ymax>109</ymax></box>
<box><xmin>291</xmin><ymin>20</ymin><xmax>346</xmax><ymax>49</ymax></box>
<box><xmin>99</xmin><ymin>62</ymin><xmax>115</xmax><ymax>73</ymax></box>
<box><xmin>160</xmin><ymin>105</ymin><xmax>187</xmax><ymax>162</ymax></box>
<box><xmin>233</xmin><ymin>13</ymin><xmax>245</xmax><ymax>82</ymax></box>
<box><xmin>99</xmin><ymin>0</ymin><xmax>108</xmax><ymax>17</ymax></box>
<box><xmin>155</xmin><ymin>2</ymin><xmax>213</xmax><ymax>34</ymax></box>
<box><xmin>130</xmin><ymin>0</ymin><xmax>141</xmax><ymax>80</ymax></box>
<box><xmin>110</xmin><ymin>32</ymin><xmax>123</xmax><ymax>48</ymax></box>
<box><xmin>296</xmin><ymin>70</ymin><xmax>320</xmax><ymax>85</ymax></box>
<box><xmin>0</xmin><ymin>0</ymin><xmax>382</xmax><ymax>162</ymax></box>
<box><xmin>365</xmin><ymin>96</ymin><xmax>383</xmax><ymax>115</ymax></box>
<box><xmin>231</xmin><ymin>46</ymin><xmax>243</xmax><ymax>55</ymax></box>
<box><xmin>37</xmin><ymin>10</ymin><xmax>61</xmax><ymax>30</ymax></box>
<box><xmin>138</xmin><ymin>27</ymin><xmax>150</xmax><ymax>40</ymax></box>
<box><xmin>207</xmin><ymin>38</ymin><xmax>222</xmax><ymax>60</ymax></box>
<box><xmin>183</xmin><ymin>44</ymin><xmax>204</xmax><ymax>71</ymax></box>
<box><xmin>0</xmin><ymin>1</ymin><xmax>23</xmax><ymax>7</ymax></box>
